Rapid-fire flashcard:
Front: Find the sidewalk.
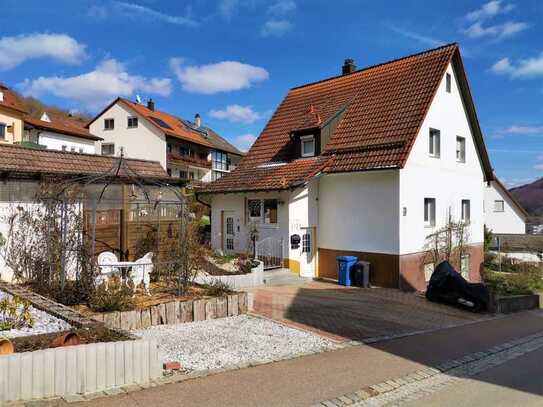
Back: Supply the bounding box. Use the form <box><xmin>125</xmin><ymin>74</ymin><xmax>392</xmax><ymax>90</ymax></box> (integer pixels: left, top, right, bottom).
<box><xmin>65</xmin><ymin>310</ymin><xmax>543</xmax><ymax>407</ymax></box>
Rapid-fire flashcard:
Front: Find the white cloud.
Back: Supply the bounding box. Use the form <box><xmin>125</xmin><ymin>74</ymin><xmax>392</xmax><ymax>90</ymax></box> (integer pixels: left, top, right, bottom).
<box><xmin>19</xmin><ymin>59</ymin><xmax>171</xmax><ymax>111</ymax></box>
<box><xmin>209</xmin><ymin>105</ymin><xmax>261</xmax><ymax>124</ymax></box>
<box><xmin>0</xmin><ymin>33</ymin><xmax>86</xmax><ymax>71</ymax></box>
<box><xmin>233</xmin><ymin>133</ymin><xmax>257</xmax><ymax>152</ymax></box>
<box><xmin>505</xmin><ymin>125</ymin><xmax>543</xmax><ymax>135</ymax></box>
<box><xmin>463</xmin><ymin>21</ymin><xmax>528</xmax><ymax>40</ymax></box>
<box><xmin>113</xmin><ymin>1</ymin><xmax>198</xmax><ymax>27</ymax></box>
<box><xmin>170</xmin><ymin>58</ymin><xmax>269</xmax><ymax>94</ymax></box>
<box><xmin>491</xmin><ymin>53</ymin><xmax>543</xmax><ymax>78</ymax></box>
<box><xmin>268</xmin><ymin>0</ymin><xmax>296</xmax><ymax>15</ymax></box>
<box><xmin>261</xmin><ymin>20</ymin><xmax>293</xmax><ymax>37</ymax></box>
<box><xmin>386</xmin><ymin>25</ymin><xmax>446</xmax><ymax>47</ymax></box>
<box><xmin>466</xmin><ymin>0</ymin><xmax>515</xmax><ymax>21</ymax></box>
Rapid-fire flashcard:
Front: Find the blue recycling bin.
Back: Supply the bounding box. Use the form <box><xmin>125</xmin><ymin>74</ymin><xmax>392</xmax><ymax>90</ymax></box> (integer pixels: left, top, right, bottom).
<box><xmin>337</xmin><ymin>256</ymin><xmax>358</xmax><ymax>286</ymax></box>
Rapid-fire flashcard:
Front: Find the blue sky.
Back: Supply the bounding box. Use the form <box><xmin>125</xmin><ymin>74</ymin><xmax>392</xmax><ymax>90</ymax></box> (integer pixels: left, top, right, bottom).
<box><xmin>1</xmin><ymin>0</ymin><xmax>542</xmax><ymax>187</ymax></box>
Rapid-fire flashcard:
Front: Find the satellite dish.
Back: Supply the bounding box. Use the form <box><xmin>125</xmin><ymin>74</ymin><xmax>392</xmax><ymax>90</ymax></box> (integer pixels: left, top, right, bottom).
<box><xmin>136</xmin><ymin>94</ymin><xmax>142</xmax><ymax>104</ymax></box>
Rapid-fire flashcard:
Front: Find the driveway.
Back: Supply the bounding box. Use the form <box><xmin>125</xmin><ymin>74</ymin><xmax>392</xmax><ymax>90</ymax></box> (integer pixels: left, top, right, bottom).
<box><xmin>248</xmin><ymin>281</ymin><xmax>492</xmax><ymax>342</ymax></box>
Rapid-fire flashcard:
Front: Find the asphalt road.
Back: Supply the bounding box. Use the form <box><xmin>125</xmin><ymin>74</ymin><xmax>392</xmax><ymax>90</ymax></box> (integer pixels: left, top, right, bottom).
<box><xmin>406</xmin><ymin>345</ymin><xmax>543</xmax><ymax>407</ymax></box>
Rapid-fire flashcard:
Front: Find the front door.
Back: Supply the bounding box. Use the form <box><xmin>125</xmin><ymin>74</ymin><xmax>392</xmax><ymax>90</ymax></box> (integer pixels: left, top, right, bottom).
<box><xmin>223</xmin><ymin>211</ymin><xmax>236</xmax><ymax>254</ymax></box>
<box><xmin>300</xmin><ymin>228</ymin><xmax>315</xmax><ymax>278</ymax></box>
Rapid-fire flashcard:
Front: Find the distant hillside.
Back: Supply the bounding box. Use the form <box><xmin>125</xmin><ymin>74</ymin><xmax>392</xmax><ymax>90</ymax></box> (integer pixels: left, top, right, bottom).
<box><xmin>13</xmin><ymin>90</ymin><xmax>91</xmax><ymax>122</ymax></box>
<box><xmin>510</xmin><ymin>178</ymin><xmax>543</xmax><ymax>217</ymax></box>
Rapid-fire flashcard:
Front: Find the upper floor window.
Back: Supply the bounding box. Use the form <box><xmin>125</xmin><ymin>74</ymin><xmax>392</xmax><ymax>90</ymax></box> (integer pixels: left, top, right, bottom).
<box><xmin>104</xmin><ymin>118</ymin><xmax>114</xmax><ymax>130</ymax></box>
<box><xmin>461</xmin><ymin>199</ymin><xmax>471</xmax><ymax>223</ymax></box>
<box><xmin>429</xmin><ymin>129</ymin><xmax>440</xmax><ymax>158</ymax></box>
<box><xmin>446</xmin><ymin>73</ymin><xmax>452</xmax><ymax>93</ymax></box>
<box><xmin>424</xmin><ymin>198</ymin><xmax>436</xmax><ymax>227</ymax></box>
<box><xmin>0</xmin><ymin>123</ymin><xmax>6</xmax><ymax>140</ymax></box>
<box><xmin>102</xmin><ymin>143</ymin><xmax>115</xmax><ymax>156</ymax></box>
<box><xmin>212</xmin><ymin>150</ymin><xmax>229</xmax><ymax>171</ymax></box>
<box><xmin>494</xmin><ymin>200</ymin><xmax>505</xmax><ymax>212</ymax></box>
<box><xmin>127</xmin><ymin>117</ymin><xmax>138</xmax><ymax>128</ymax></box>
<box><xmin>300</xmin><ymin>135</ymin><xmax>315</xmax><ymax>157</ymax></box>
<box><xmin>61</xmin><ymin>145</ymin><xmax>67</xmax><ymax>151</ymax></box>
<box><xmin>456</xmin><ymin>136</ymin><xmax>466</xmax><ymax>163</ymax></box>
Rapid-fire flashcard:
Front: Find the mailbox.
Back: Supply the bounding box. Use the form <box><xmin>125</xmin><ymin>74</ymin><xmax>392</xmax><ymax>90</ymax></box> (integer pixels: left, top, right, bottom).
<box><xmin>290</xmin><ymin>234</ymin><xmax>301</xmax><ymax>249</ymax></box>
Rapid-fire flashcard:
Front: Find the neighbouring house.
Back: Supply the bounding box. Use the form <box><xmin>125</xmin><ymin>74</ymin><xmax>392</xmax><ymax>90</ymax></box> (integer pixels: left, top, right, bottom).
<box><xmin>24</xmin><ymin>112</ymin><xmax>102</xmax><ymax>154</ymax></box>
<box><xmin>197</xmin><ymin>43</ymin><xmax>496</xmax><ymax>291</ymax></box>
<box><xmin>0</xmin><ymin>82</ymin><xmax>26</xmax><ymax>145</ymax></box>
<box><xmin>87</xmin><ymin>98</ymin><xmax>243</xmax><ymax>182</ymax></box>
<box><xmin>484</xmin><ymin>177</ymin><xmax>528</xmax><ymax>234</ymax></box>
<box><xmin>0</xmin><ymin>143</ymin><xmax>181</xmax><ymax>282</ymax></box>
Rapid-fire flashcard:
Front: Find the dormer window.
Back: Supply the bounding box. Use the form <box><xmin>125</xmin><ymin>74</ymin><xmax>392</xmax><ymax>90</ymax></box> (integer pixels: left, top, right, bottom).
<box><xmin>300</xmin><ymin>135</ymin><xmax>315</xmax><ymax>158</ymax></box>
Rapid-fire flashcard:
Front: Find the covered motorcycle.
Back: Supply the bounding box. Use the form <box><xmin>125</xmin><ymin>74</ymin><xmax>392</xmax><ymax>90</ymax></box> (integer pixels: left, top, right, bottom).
<box><xmin>426</xmin><ymin>261</ymin><xmax>489</xmax><ymax>312</ymax></box>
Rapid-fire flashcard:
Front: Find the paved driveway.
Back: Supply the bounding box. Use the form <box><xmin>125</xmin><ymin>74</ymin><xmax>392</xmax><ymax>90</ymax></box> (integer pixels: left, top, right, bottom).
<box><xmin>248</xmin><ymin>281</ymin><xmax>491</xmax><ymax>342</ymax></box>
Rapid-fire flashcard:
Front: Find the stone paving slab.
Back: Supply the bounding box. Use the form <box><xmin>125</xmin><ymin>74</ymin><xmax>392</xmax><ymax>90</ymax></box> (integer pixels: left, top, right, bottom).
<box><xmin>248</xmin><ymin>282</ymin><xmax>492</xmax><ymax>343</ymax></box>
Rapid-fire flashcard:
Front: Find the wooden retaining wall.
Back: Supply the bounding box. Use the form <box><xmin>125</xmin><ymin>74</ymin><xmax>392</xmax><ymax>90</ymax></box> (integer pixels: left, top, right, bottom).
<box><xmin>93</xmin><ymin>292</ymin><xmax>248</xmax><ymax>330</ymax></box>
<box><xmin>0</xmin><ymin>339</ymin><xmax>161</xmax><ymax>403</ymax></box>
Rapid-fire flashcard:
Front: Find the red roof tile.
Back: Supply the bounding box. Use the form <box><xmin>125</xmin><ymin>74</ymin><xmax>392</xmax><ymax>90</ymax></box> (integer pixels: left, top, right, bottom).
<box><xmin>200</xmin><ymin>43</ymin><xmax>493</xmax><ymax>193</ymax></box>
<box><xmin>0</xmin><ymin>143</ymin><xmax>170</xmax><ymax>181</ymax></box>
<box><xmin>25</xmin><ymin>114</ymin><xmax>102</xmax><ymax>141</ymax></box>
<box><xmin>0</xmin><ymin>83</ymin><xmax>26</xmax><ymax>114</ymax></box>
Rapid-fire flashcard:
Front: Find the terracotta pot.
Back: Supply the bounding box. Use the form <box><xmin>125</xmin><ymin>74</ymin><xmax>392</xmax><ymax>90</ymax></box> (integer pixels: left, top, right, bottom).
<box><xmin>49</xmin><ymin>332</ymin><xmax>81</xmax><ymax>348</ymax></box>
<box><xmin>0</xmin><ymin>337</ymin><xmax>15</xmax><ymax>355</ymax></box>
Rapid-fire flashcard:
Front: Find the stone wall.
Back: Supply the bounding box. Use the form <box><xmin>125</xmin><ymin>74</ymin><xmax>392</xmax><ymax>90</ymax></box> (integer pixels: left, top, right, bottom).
<box><xmin>93</xmin><ymin>292</ymin><xmax>248</xmax><ymax>330</ymax></box>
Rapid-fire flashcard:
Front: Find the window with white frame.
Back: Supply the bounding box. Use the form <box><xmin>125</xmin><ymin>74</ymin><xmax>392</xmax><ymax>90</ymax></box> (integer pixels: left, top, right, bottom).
<box><xmin>127</xmin><ymin>116</ymin><xmax>138</xmax><ymax>128</ymax></box>
<box><xmin>494</xmin><ymin>200</ymin><xmax>505</xmax><ymax>212</ymax></box>
<box><xmin>101</xmin><ymin>143</ymin><xmax>115</xmax><ymax>156</ymax></box>
<box><xmin>104</xmin><ymin>118</ymin><xmax>114</xmax><ymax>130</ymax></box>
<box><xmin>461</xmin><ymin>199</ymin><xmax>470</xmax><ymax>223</ymax></box>
<box><xmin>424</xmin><ymin>198</ymin><xmax>436</xmax><ymax>227</ymax></box>
<box><xmin>424</xmin><ymin>263</ymin><xmax>434</xmax><ymax>282</ymax></box>
<box><xmin>302</xmin><ymin>233</ymin><xmax>311</xmax><ymax>253</ymax></box>
<box><xmin>247</xmin><ymin>199</ymin><xmax>278</xmax><ymax>224</ymax></box>
<box><xmin>300</xmin><ymin>135</ymin><xmax>315</xmax><ymax>157</ymax></box>
<box><xmin>429</xmin><ymin>129</ymin><xmax>440</xmax><ymax>158</ymax></box>
<box><xmin>461</xmin><ymin>255</ymin><xmax>470</xmax><ymax>279</ymax></box>
<box><xmin>456</xmin><ymin>136</ymin><xmax>466</xmax><ymax>162</ymax></box>
<box><xmin>446</xmin><ymin>73</ymin><xmax>452</xmax><ymax>93</ymax></box>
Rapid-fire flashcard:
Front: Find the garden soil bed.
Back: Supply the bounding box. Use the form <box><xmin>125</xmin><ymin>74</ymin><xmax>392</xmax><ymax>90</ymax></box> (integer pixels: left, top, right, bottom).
<box><xmin>9</xmin><ymin>325</ymin><xmax>132</xmax><ymax>353</ymax></box>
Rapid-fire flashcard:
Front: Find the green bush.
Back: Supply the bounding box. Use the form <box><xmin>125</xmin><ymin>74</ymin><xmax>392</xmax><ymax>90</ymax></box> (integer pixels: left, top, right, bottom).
<box><xmin>482</xmin><ymin>268</ymin><xmax>543</xmax><ymax>296</ymax></box>
<box><xmin>89</xmin><ymin>277</ymin><xmax>135</xmax><ymax>312</ymax></box>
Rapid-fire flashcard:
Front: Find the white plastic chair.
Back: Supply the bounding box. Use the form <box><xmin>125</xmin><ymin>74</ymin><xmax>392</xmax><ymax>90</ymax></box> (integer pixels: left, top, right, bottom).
<box><xmin>130</xmin><ymin>252</ymin><xmax>153</xmax><ymax>295</ymax></box>
<box><xmin>96</xmin><ymin>251</ymin><xmax>119</xmax><ymax>287</ymax></box>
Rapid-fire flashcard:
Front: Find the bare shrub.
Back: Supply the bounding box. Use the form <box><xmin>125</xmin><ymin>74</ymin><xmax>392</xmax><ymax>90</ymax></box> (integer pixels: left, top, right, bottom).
<box><xmin>424</xmin><ymin>215</ymin><xmax>471</xmax><ymax>271</ymax></box>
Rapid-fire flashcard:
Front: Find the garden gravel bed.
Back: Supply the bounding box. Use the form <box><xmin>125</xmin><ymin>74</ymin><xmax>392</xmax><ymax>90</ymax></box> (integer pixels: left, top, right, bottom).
<box><xmin>133</xmin><ymin>314</ymin><xmax>337</xmax><ymax>371</ymax></box>
<box><xmin>0</xmin><ymin>291</ymin><xmax>71</xmax><ymax>338</ymax></box>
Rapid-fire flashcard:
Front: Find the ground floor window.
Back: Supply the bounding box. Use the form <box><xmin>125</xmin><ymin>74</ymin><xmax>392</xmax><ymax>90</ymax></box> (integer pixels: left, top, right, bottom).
<box><xmin>302</xmin><ymin>233</ymin><xmax>311</xmax><ymax>253</ymax></box>
<box><xmin>461</xmin><ymin>255</ymin><xmax>470</xmax><ymax>279</ymax></box>
<box><xmin>247</xmin><ymin>198</ymin><xmax>278</xmax><ymax>224</ymax></box>
<box><xmin>424</xmin><ymin>198</ymin><xmax>436</xmax><ymax>227</ymax></box>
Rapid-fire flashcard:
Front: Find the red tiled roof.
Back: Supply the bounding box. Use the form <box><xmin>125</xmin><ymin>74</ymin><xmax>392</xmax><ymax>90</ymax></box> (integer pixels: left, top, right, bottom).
<box><xmin>25</xmin><ymin>114</ymin><xmax>102</xmax><ymax>141</ymax></box>
<box><xmin>0</xmin><ymin>143</ymin><xmax>170</xmax><ymax>181</ymax></box>
<box><xmin>200</xmin><ymin>43</ymin><xmax>493</xmax><ymax>193</ymax></box>
<box><xmin>0</xmin><ymin>83</ymin><xmax>26</xmax><ymax>114</ymax></box>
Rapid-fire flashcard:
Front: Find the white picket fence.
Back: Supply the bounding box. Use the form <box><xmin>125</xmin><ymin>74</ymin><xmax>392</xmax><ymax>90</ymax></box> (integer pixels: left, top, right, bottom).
<box><xmin>0</xmin><ymin>339</ymin><xmax>162</xmax><ymax>402</ymax></box>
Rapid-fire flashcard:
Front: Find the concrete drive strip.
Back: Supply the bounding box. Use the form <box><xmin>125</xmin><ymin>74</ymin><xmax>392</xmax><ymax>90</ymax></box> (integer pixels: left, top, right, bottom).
<box><xmin>315</xmin><ymin>330</ymin><xmax>543</xmax><ymax>407</ymax></box>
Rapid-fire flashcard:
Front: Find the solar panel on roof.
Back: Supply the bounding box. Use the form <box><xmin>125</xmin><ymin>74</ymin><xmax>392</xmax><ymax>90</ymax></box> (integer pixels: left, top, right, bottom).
<box><xmin>149</xmin><ymin>116</ymin><xmax>173</xmax><ymax>130</ymax></box>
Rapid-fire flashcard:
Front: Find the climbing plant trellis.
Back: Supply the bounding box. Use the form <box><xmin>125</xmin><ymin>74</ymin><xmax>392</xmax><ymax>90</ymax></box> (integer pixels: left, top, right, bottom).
<box><xmin>0</xmin><ymin>151</ymin><xmax>200</xmax><ymax>301</ymax></box>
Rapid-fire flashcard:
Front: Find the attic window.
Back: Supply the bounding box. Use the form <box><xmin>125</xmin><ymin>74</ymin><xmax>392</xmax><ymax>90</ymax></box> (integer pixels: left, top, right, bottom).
<box><xmin>446</xmin><ymin>73</ymin><xmax>452</xmax><ymax>93</ymax></box>
<box><xmin>104</xmin><ymin>118</ymin><xmax>114</xmax><ymax>130</ymax></box>
<box><xmin>300</xmin><ymin>135</ymin><xmax>315</xmax><ymax>158</ymax></box>
<box><xmin>127</xmin><ymin>116</ymin><xmax>138</xmax><ymax>128</ymax></box>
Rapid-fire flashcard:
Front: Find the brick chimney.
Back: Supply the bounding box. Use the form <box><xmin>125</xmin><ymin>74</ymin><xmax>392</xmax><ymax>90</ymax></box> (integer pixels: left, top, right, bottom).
<box><xmin>342</xmin><ymin>58</ymin><xmax>356</xmax><ymax>75</ymax></box>
<box><xmin>147</xmin><ymin>98</ymin><xmax>155</xmax><ymax>111</ymax></box>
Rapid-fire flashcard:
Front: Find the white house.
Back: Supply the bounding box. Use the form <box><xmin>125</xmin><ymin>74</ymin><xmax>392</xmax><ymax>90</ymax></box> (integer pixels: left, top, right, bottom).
<box><xmin>198</xmin><ymin>43</ymin><xmax>495</xmax><ymax>291</ymax></box>
<box><xmin>484</xmin><ymin>178</ymin><xmax>527</xmax><ymax>234</ymax></box>
<box><xmin>24</xmin><ymin>112</ymin><xmax>101</xmax><ymax>154</ymax></box>
<box><xmin>87</xmin><ymin>98</ymin><xmax>243</xmax><ymax>182</ymax></box>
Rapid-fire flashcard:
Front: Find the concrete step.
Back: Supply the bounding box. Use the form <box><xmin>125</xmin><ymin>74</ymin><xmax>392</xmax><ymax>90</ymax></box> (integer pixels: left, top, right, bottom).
<box><xmin>263</xmin><ymin>270</ymin><xmax>310</xmax><ymax>286</ymax></box>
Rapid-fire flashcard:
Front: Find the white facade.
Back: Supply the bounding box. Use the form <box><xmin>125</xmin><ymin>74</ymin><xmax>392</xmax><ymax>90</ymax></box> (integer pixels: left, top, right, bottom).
<box><xmin>90</xmin><ymin>102</ymin><xmax>167</xmax><ymax>168</ymax></box>
<box><xmin>37</xmin><ymin>131</ymin><xmax>96</xmax><ymax>154</ymax></box>
<box><xmin>400</xmin><ymin>62</ymin><xmax>485</xmax><ymax>254</ymax></box>
<box><xmin>484</xmin><ymin>180</ymin><xmax>526</xmax><ymax>234</ymax></box>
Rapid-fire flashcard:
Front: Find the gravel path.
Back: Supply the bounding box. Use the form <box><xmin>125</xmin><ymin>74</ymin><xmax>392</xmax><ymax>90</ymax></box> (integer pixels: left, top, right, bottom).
<box><xmin>133</xmin><ymin>315</ymin><xmax>337</xmax><ymax>371</ymax></box>
<box><xmin>0</xmin><ymin>291</ymin><xmax>71</xmax><ymax>338</ymax></box>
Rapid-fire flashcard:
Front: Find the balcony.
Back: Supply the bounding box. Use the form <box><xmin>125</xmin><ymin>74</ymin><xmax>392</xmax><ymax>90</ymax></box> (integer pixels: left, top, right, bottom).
<box><xmin>167</xmin><ymin>152</ymin><xmax>211</xmax><ymax>169</ymax></box>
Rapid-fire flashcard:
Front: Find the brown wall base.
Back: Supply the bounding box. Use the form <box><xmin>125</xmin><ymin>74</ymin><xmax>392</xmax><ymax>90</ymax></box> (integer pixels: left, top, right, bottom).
<box><xmin>318</xmin><ymin>248</ymin><xmax>399</xmax><ymax>288</ymax></box>
<box><xmin>318</xmin><ymin>244</ymin><xmax>484</xmax><ymax>292</ymax></box>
